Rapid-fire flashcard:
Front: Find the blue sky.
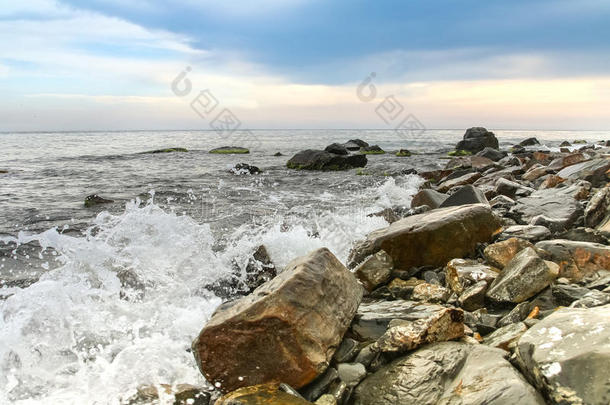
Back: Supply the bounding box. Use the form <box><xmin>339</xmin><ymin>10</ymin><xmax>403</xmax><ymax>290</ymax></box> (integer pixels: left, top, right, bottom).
<box><xmin>1</xmin><ymin>0</ymin><xmax>609</xmax><ymax>131</ymax></box>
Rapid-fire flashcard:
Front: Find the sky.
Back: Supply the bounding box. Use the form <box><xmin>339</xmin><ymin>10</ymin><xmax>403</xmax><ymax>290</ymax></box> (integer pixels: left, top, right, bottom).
<box><xmin>1</xmin><ymin>0</ymin><xmax>609</xmax><ymax>131</ymax></box>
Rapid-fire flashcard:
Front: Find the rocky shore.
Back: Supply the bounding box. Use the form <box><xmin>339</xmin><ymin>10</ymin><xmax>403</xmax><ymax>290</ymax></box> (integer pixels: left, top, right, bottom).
<box><xmin>134</xmin><ymin>128</ymin><xmax>610</xmax><ymax>404</ymax></box>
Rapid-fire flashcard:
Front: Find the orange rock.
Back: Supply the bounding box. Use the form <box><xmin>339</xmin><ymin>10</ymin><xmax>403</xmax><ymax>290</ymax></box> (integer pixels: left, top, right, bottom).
<box><xmin>527</xmin><ymin>306</ymin><xmax>540</xmax><ymax>319</ymax></box>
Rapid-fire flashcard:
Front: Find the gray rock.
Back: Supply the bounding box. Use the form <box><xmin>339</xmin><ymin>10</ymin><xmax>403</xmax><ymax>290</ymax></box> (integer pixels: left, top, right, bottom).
<box><xmin>84</xmin><ymin>194</ymin><xmax>114</xmax><ymax>207</ymax></box>
<box><xmin>458</xmin><ymin>281</ymin><xmax>488</xmax><ymax>311</ymax></box>
<box><xmin>436</xmin><ymin>172</ymin><xmax>482</xmax><ymax>193</ymax></box>
<box><xmin>495</xmin><ymin>178</ymin><xmax>535</xmax><ymax>199</ymax></box>
<box><xmin>353</xmin><ymin>250</ymin><xmax>393</xmax><ymax>292</ymax></box>
<box><xmin>336</xmin><ymin>363</ymin><xmax>366</xmax><ymax>388</ymax></box>
<box><xmin>477</xmin><ymin>147</ymin><xmax>507</xmax><ymax>161</ymax></box>
<box><xmin>497</xmin><ymin>225</ymin><xmax>552</xmax><ymax>242</ymax></box>
<box><xmin>556</xmin><ymin>157</ymin><xmax>610</xmax><ymax>187</ymax></box>
<box><xmin>520</xmin><ymin>137</ymin><xmax>540</xmax><ymax>146</ymax></box>
<box><xmin>333</xmin><ymin>338</ymin><xmax>360</xmax><ymax>364</ymax></box>
<box><xmin>301</xmin><ymin>367</ymin><xmax>339</xmax><ymax>402</ymax></box>
<box><xmin>584</xmin><ymin>185</ymin><xmax>610</xmax><ymax>227</ymax></box>
<box><xmin>353</xmin><ymin>344</ymin><xmax>377</xmax><ymax>367</ymax></box>
<box><xmin>556</xmin><ymin>227</ymin><xmax>610</xmax><ymax>245</ymax></box>
<box><xmin>455</xmin><ymin>127</ymin><xmax>500</xmax><ymax>153</ymax></box>
<box><xmin>445</xmin><ymin>258</ymin><xmax>499</xmax><ymax>295</ymax></box>
<box><xmin>551</xmin><ymin>284</ymin><xmax>591</xmax><ymax>306</ymax></box>
<box><xmin>497</xmin><ymin>302</ymin><xmax>532</xmax><ymax>327</ymax></box>
<box><xmin>286</xmin><ymin>149</ymin><xmax>367</xmax><ymax>171</ymax></box>
<box><xmin>324</xmin><ymin>143</ymin><xmax>349</xmax><ymax>155</ymax></box>
<box><xmin>484</xmin><ymin>322</ymin><xmax>528</xmax><ymax>351</ymax></box>
<box><xmin>352</xmin><ymin>342</ymin><xmax>544</xmax><ymax>405</ymax></box>
<box><xmin>569</xmin><ymin>290</ymin><xmax>610</xmax><ymax>308</ymax></box>
<box><xmin>439</xmin><ymin>185</ymin><xmax>489</xmax><ymax>207</ymax></box>
<box><xmin>535</xmin><ymin>239</ymin><xmax>610</xmax><ymax>282</ymax></box>
<box><xmin>410</xmin><ymin>189</ymin><xmax>448</xmax><ymax>209</ymax></box>
<box><xmin>486</xmin><ymin>247</ymin><xmax>559</xmax><ymax>303</ymax></box>
<box><xmin>515</xmin><ymin>305</ymin><xmax>610</xmax><ymax>405</ymax></box>
<box><xmin>344</xmin><ymin>139</ymin><xmax>369</xmax><ymax>150</ymax></box>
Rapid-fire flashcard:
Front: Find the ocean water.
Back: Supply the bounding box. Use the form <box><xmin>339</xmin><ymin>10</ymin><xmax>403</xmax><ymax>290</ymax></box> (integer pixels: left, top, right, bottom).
<box><xmin>0</xmin><ymin>129</ymin><xmax>608</xmax><ymax>403</ymax></box>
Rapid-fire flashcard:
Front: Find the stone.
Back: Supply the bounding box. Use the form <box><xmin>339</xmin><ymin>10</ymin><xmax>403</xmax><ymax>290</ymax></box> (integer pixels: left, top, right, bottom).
<box><xmin>496</xmin><ymin>225</ymin><xmax>551</xmax><ymax>243</ymax></box>
<box><xmin>287</xmin><ymin>150</ymin><xmax>367</xmax><ymax>171</ymax></box>
<box><xmin>353</xmin><ymin>250</ymin><xmax>393</xmax><ymax>292</ymax></box>
<box><xmin>301</xmin><ymin>368</ymin><xmax>339</xmax><ymax>402</ymax></box>
<box><xmin>436</xmin><ymin>172</ymin><xmax>482</xmax><ymax>193</ymax></box>
<box><xmin>348</xmin><ymin>204</ymin><xmax>502</xmax><ymax>269</ymax></box>
<box><xmin>332</xmin><ymin>338</ymin><xmax>359</xmax><ymax>364</ymax></box>
<box><xmin>372</xmin><ymin>308</ymin><xmax>464</xmax><ymax>353</ymax></box>
<box><xmin>584</xmin><ymin>185</ymin><xmax>610</xmax><ymax>228</ymax></box>
<box><xmin>192</xmin><ymin>248</ymin><xmax>362</xmax><ymax>392</ymax></box>
<box><xmin>360</xmin><ymin>145</ymin><xmax>385</xmax><ymax>154</ymax></box>
<box><xmin>483</xmin><ymin>322</ymin><xmax>528</xmax><ymax>351</ymax></box>
<box><xmin>411</xmin><ymin>283</ymin><xmax>451</xmax><ymax>303</ymax></box>
<box><xmin>569</xmin><ymin>290</ymin><xmax>610</xmax><ymax>308</ymax></box>
<box><xmin>438</xmin><ymin>185</ymin><xmax>488</xmax><ymax>207</ymax></box>
<box><xmin>324</xmin><ymin>143</ymin><xmax>348</xmax><ymax>155</ymax></box>
<box><xmin>216</xmin><ymin>384</ymin><xmax>313</xmax><ymax>404</ymax></box>
<box><xmin>143</xmin><ymin>147</ymin><xmax>188</xmax><ymax>154</ymax></box>
<box><xmin>336</xmin><ymin>363</ymin><xmax>366</xmax><ymax>388</ymax></box>
<box><xmin>483</xmin><ymin>238</ymin><xmax>535</xmax><ymax>269</ymax></box>
<box><xmin>495</xmin><ymin>178</ymin><xmax>534</xmax><ymax>199</ymax></box>
<box><xmin>230</xmin><ymin>163</ymin><xmax>261</xmax><ymax>175</ymax></box>
<box><xmin>344</xmin><ymin>139</ymin><xmax>369</xmax><ymax>150</ymax></box>
<box><xmin>522</xmin><ymin>164</ymin><xmax>548</xmax><ymax>181</ymax></box>
<box><xmin>551</xmin><ymin>284</ymin><xmax>592</xmax><ymax>306</ymax></box>
<box><xmin>410</xmin><ymin>189</ymin><xmax>448</xmax><ymax>209</ymax></box>
<box><xmin>547</xmin><ymin>152</ymin><xmax>586</xmax><ymax>171</ymax></box>
<box><xmin>539</xmin><ymin>174</ymin><xmax>566</xmax><ymax>189</ymax></box>
<box><xmin>396</xmin><ymin>149</ymin><xmax>412</xmax><ymax>157</ymax></box>
<box><xmin>353</xmin><ymin>344</ymin><xmax>377</xmax><ymax>367</ymax></box>
<box><xmin>486</xmin><ymin>247</ymin><xmax>559</xmax><ymax>303</ymax></box>
<box><xmin>314</xmin><ymin>394</ymin><xmax>336</xmax><ymax>405</ymax></box>
<box><xmin>387</xmin><ymin>277</ymin><xmax>423</xmax><ymax>299</ymax></box>
<box><xmin>556</xmin><ymin>157</ymin><xmax>610</xmax><ymax>186</ymax></box>
<box><xmin>352</xmin><ymin>342</ymin><xmax>544</xmax><ymax>405</ymax></box>
<box><xmin>497</xmin><ymin>302</ymin><xmax>532</xmax><ymax>327</ymax></box>
<box><xmin>273</xmin><ymin>152</ymin><xmax>283</xmax><ymax>156</ymax></box>
<box><xmin>559</xmin><ymin>141</ymin><xmax>571</xmax><ymax>147</ymax></box>
<box><xmin>515</xmin><ymin>305</ymin><xmax>610</xmax><ymax>405</ymax></box>
<box><xmin>445</xmin><ymin>259</ymin><xmax>499</xmax><ymax>294</ymax></box>
<box><xmin>458</xmin><ymin>281</ymin><xmax>488</xmax><ymax>311</ymax></box>
<box><xmin>465</xmin><ymin>310</ymin><xmax>502</xmax><ymax>335</ymax></box>
<box><xmin>129</xmin><ymin>383</ymin><xmax>211</xmax><ymax>405</ymax></box>
<box><xmin>84</xmin><ymin>194</ymin><xmax>113</xmax><ymax>207</ymax></box>
<box><xmin>455</xmin><ymin>127</ymin><xmax>499</xmax><ymax>153</ymax></box>
<box><xmin>535</xmin><ymin>239</ymin><xmax>610</xmax><ymax>281</ymax></box>
<box><xmin>350</xmin><ymin>300</ymin><xmax>449</xmax><ymax>341</ymax></box>
<box><xmin>519</xmin><ymin>137</ymin><xmax>540</xmax><ymax>146</ymax></box>
<box><xmin>209</xmin><ymin>146</ymin><xmax>249</xmax><ymax>154</ymax></box>
<box><xmin>476</xmin><ymin>147</ymin><xmax>507</xmax><ymax>161</ymax></box>
<box><xmin>557</xmin><ymin>227</ymin><xmax>610</xmax><ymax>244</ymax></box>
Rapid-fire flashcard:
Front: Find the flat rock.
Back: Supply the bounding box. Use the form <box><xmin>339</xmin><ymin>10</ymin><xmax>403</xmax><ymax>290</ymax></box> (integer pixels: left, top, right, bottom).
<box><xmin>515</xmin><ymin>305</ymin><xmax>610</xmax><ymax>405</ymax></box>
<box><xmin>458</xmin><ymin>281</ymin><xmax>488</xmax><ymax>312</ymax></box>
<box><xmin>496</xmin><ymin>225</ymin><xmax>551</xmax><ymax>242</ymax></box>
<box><xmin>484</xmin><ymin>237</ymin><xmax>535</xmax><ymax>269</ymax></box>
<box><xmin>547</xmin><ymin>153</ymin><xmax>586</xmax><ymax>171</ymax></box>
<box><xmin>477</xmin><ymin>147</ymin><xmax>507</xmax><ymax>161</ymax></box>
<box><xmin>209</xmin><ymin>146</ymin><xmax>249</xmax><ymax>154</ymax></box>
<box><xmin>439</xmin><ymin>184</ymin><xmax>489</xmax><ymax>207</ymax></box>
<box><xmin>354</xmin><ymin>250</ymin><xmax>393</xmax><ymax>292</ymax></box>
<box><xmin>348</xmin><ymin>204</ymin><xmax>501</xmax><ymax>269</ymax></box>
<box><xmin>192</xmin><ymin>248</ymin><xmax>362</xmax><ymax>392</ymax></box>
<box><xmin>410</xmin><ymin>189</ymin><xmax>448</xmax><ymax>209</ymax></box>
<box><xmin>556</xmin><ymin>157</ymin><xmax>610</xmax><ymax>186</ymax></box>
<box><xmin>535</xmin><ymin>239</ymin><xmax>610</xmax><ymax>281</ymax></box>
<box><xmin>352</xmin><ymin>342</ymin><xmax>544</xmax><ymax>405</ymax></box>
<box><xmin>436</xmin><ymin>172</ymin><xmax>482</xmax><ymax>193</ymax></box>
<box><xmin>484</xmin><ymin>322</ymin><xmax>528</xmax><ymax>351</ymax></box>
<box><xmin>286</xmin><ymin>149</ymin><xmax>367</xmax><ymax>171</ymax></box>
<box><xmin>495</xmin><ymin>178</ymin><xmax>535</xmax><ymax>199</ymax></box>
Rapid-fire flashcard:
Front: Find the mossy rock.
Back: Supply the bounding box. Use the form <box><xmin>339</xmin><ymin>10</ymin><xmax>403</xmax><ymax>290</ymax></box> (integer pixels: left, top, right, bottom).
<box><xmin>448</xmin><ymin>150</ymin><xmax>472</xmax><ymax>157</ymax></box>
<box><xmin>572</xmin><ymin>139</ymin><xmax>587</xmax><ymax>144</ymax></box>
<box><xmin>396</xmin><ymin>149</ymin><xmax>412</xmax><ymax>157</ymax></box>
<box><xmin>210</xmin><ymin>146</ymin><xmax>250</xmax><ymax>154</ymax></box>
<box><xmin>361</xmin><ymin>150</ymin><xmax>386</xmax><ymax>155</ymax></box>
<box><xmin>143</xmin><ymin>147</ymin><xmax>188</xmax><ymax>154</ymax></box>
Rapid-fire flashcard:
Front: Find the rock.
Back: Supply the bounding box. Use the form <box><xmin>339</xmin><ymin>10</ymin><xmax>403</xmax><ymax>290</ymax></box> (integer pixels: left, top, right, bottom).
<box><xmin>336</xmin><ymin>363</ymin><xmax>366</xmax><ymax>388</ymax></box>
<box><xmin>458</xmin><ymin>281</ymin><xmax>488</xmax><ymax>311</ymax></box>
<box><xmin>539</xmin><ymin>174</ymin><xmax>565</xmax><ymax>189</ymax></box>
<box><xmin>84</xmin><ymin>194</ymin><xmax>113</xmax><ymax>207</ymax></box>
<box><xmin>410</xmin><ymin>189</ymin><xmax>448</xmax><ymax>209</ymax></box>
<box><xmin>522</xmin><ymin>164</ymin><xmax>548</xmax><ymax>181</ymax></box>
<box><xmin>569</xmin><ymin>290</ymin><xmax>610</xmax><ymax>308</ymax></box>
<box><xmin>556</xmin><ymin>157</ymin><xmax>610</xmax><ymax>186</ymax></box>
<box><xmin>436</xmin><ymin>172</ymin><xmax>482</xmax><ymax>193</ymax></box>
<box><xmin>476</xmin><ymin>147</ymin><xmax>507</xmax><ymax>161</ymax></box>
<box><xmin>314</xmin><ymin>394</ymin><xmax>336</xmax><ymax>405</ymax></box>
<box><xmin>511</xmin><ymin>144</ymin><xmax>526</xmax><ymax>154</ymax></box>
<box><xmin>445</xmin><ymin>259</ymin><xmax>499</xmax><ymax>294</ymax></box>
<box><xmin>519</xmin><ymin>137</ymin><xmax>540</xmax><ymax>146</ymax></box>
<box><xmin>559</xmin><ymin>141</ymin><xmax>571</xmax><ymax>147</ymax></box>
<box><xmin>216</xmin><ymin>384</ymin><xmax>313</xmax><ymax>404</ymax></box>
<box><xmin>274</xmin><ymin>152</ymin><xmax>283</xmax><ymax>156</ymax></box>
<box><xmin>556</xmin><ymin>227</ymin><xmax>610</xmax><ymax>244</ymax></box>
<box><xmin>350</xmin><ymin>300</ymin><xmax>449</xmax><ymax>341</ymax></box>
<box><xmin>551</xmin><ymin>284</ymin><xmax>592</xmax><ymax>306</ymax></box>
<box><xmin>347</xmin><ymin>204</ymin><xmax>501</xmax><ymax>270</ymax></box>
<box><xmin>387</xmin><ymin>278</ymin><xmax>424</xmax><ymax>300</ymax></box>
<box><xmin>301</xmin><ymin>368</ymin><xmax>339</xmax><ymax>402</ymax></box>
<box><xmin>286</xmin><ymin>150</ymin><xmax>367</xmax><ymax>171</ymax></box>
<box><xmin>584</xmin><ymin>185</ymin><xmax>610</xmax><ymax>227</ymax></box>
<box><xmin>515</xmin><ymin>305</ymin><xmax>610</xmax><ymax>405</ymax></box>
<box><xmin>483</xmin><ymin>238</ymin><xmax>535</xmax><ymax>269</ymax></box>
<box><xmin>353</xmin><ymin>250</ymin><xmax>393</xmax><ymax>292</ymax></box>
<box><xmin>497</xmin><ymin>302</ymin><xmax>531</xmax><ymax>327</ymax></box>
<box><xmin>497</xmin><ymin>225</ymin><xmax>551</xmax><ymax>243</ymax></box>
<box><xmin>495</xmin><ymin>178</ymin><xmax>534</xmax><ymax>199</ymax></box>
<box><xmin>438</xmin><ymin>185</ymin><xmax>488</xmax><ymax>207</ymax></box>
<box><xmin>510</xmin><ymin>184</ymin><xmax>584</xmax><ymax>232</ymax></box>
<box><xmin>209</xmin><ymin>146</ymin><xmax>249</xmax><ymax>154</ymax></box>
<box><xmin>142</xmin><ymin>147</ymin><xmax>188</xmax><ymax>154</ymax></box>
<box><xmin>360</xmin><ymin>145</ymin><xmax>385</xmax><ymax>154</ymax></box>
<box><xmin>354</xmin><ymin>344</ymin><xmax>377</xmax><ymax>367</ymax></box>
<box><xmin>129</xmin><ymin>383</ymin><xmax>211</xmax><ymax>405</ymax></box>
<box><xmin>324</xmin><ymin>143</ymin><xmax>349</xmax><ymax>155</ymax></box>
<box><xmin>486</xmin><ymin>247</ymin><xmax>559</xmax><ymax>303</ymax></box>
<box><xmin>535</xmin><ymin>239</ymin><xmax>610</xmax><ymax>281</ymax></box>
<box><xmin>484</xmin><ymin>322</ymin><xmax>528</xmax><ymax>351</ymax></box>
<box><xmin>332</xmin><ymin>338</ymin><xmax>359</xmax><ymax>363</ymax></box>
<box><xmin>192</xmin><ymin>248</ymin><xmax>362</xmax><ymax>392</ymax></box>
<box><xmin>411</xmin><ymin>283</ymin><xmax>451</xmax><ymax>303</ymax></box>
<box><xmin>352</xmin><ymin>342</ymin><xmax>544</xmax><ymax>405</ymax></box>
<box><xmin>396</xmin><ymin>149</ymin><xmax>412</xmax><ymax>157</ymax></box>
<box><xmin>455</xmin><ymin>127</ymin><xmax>499</xmax><ymax>153</ymax></box>
<box><xmin>446</xmin><ymin>156</ymin><xmax>494</xmax><ymax>171</ymax></box>
<box><xmin>230</xmin><ymin>163</ymin><xmax>261</xmax><ymax>175</ymax></box>
<box><xmin>465</xmin><ymin>310</ymin><xmax>502</xmax><ymax>335</ymax></box>
<box><xmin>547</xmin><ymin>152</ymin><xmax>586</xmax><ymax>171</ymax></box>
<box><xmin>344</xmin><ymin>139</ymin><xmax>369</xmax><ymax>151</ymax></box>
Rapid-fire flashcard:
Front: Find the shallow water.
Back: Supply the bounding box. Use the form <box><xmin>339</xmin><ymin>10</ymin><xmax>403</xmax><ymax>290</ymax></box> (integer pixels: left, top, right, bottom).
<box><xmin>0</xmin><ymin>129</ymin><xmax>608</xmax><ymax>403</ymax></box>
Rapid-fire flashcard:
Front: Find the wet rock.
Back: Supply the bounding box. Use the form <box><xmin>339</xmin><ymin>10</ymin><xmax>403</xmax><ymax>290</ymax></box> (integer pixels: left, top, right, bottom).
<box><xmin>216</xmin><ymin>384</ymin><xmax>313</xmax><ymax>404</ymax></box>
<box><xmin>439</xmin><ymin>185</ymin><xmax>489</xmax><ymax>207</ymax></box>
<box><xmin>410</xmin><ymin>189</ymin><xmax>448</xmax><ymax>209</ymax></box>
<box><xmin>324</xmin><ymin>143</ymin><xmax>349</xmax><ymax>155</ymax></box>
<box><xmin>350</xmin><ymin>300</ymin><xmax>449</xmax><ymax>341</ymax></box>
<box><xmin>539</xmin><ymin>174</ymin><xmax>566</xmax><ymax>189</ymax></box>
<box><xmin>497</xmin><ymin>225</ymin><xmax>551</xmax><ymax>243</ymax></box>
<box><xmin>387</xmin><ymin>277</ymin><xmax>424</xmax><ymax>300</ymax></box>
<box><xmin>486</xmin><ymin>247</ymin><xmax>559</xmax><ymax>303</ymax></box>
<box><xmin>584</xmin><ymin>185</ymin><xmax>610</xmax><ymax>227</ymax></box>
<box><xmin>483</xmin><ymin>237</ymin><xmax>535</xmax><ymax>269</ymax></box>
<box><xmin>551</xmin><ymin>284</ymin><xmax>591</xmax><ymax>306</ymax></box>
<box><xmin>344</xmin><ymin>139</ymin><xmax>369</xmax><ymax>151</ymax></box>
<box><xmin>476</xmin><ymin>147</ymin><xmax>507</xmax><ymax>161</ymax></box>
<box><xmin>360</xmin><ymin>145</ymin><xmax>385</xmax><ymax>154</ymax></box>
<box><xmin>522</xmin><ymin>164</ymin><xmax>548</xmax><ymax>181</ymax></box>
<box><xmin>495</xmin><ymin>178</ymin><xmax>534</xmax><ymax>199</ymax></box>
<box><xmin>314</xmin><ymin>394</ymin><xmax>336</xmax><ymax>405</ymax></box>
<box><xmin>143</xmin><ymin>147</ymin><xmax>188</xmax><ymax>154</ymax></box>
<box><xmin>192</xmin><ymin>248</ymin><xmax>362</xmax><ymax>392</ymax></box>
<box><xmin>515</xmin><ymin>305</ymin><xmax>610</xmax><ymax>405</ymax></box>
<box><xmin>353</xmin><ymin>250</ymin><xmax>393</xmax><ymax>292</ymax></box>
<box><xmin>465</xmin><ymin>310</ymin><xmax>502</xmax><ymax>335</ymax></box>
<box><xmin>436</xmin><ymin>172</ymin><xmax>482</xmax><ymax>193</ymax></box>
<box><xmin>497</xmin><ymin>302</ymin><xmax>531</xmax><ymax>327</ymax></box>
<box><xmin>286</xmin><ymin>150</ymin><xmax>367</xmax><ymax>171</ymax></box>
<box><xmin>348</xmin><ymin>204</ymin><xmax>501</xmax><ymax>270</ymax></box>
<box><xmin>547</xmin><ymin>152</ymin><xmax>586</xmax><ymax>171</ymax></box>
<box><xmin>274</xmin><ymin>152</ymin><xmax>284</xmax><ymax>156</ymax></box>
<box><xmin>411</xmin><ymin>282</ymin><xmax>451</xmax><ymax>303</ymax></box>
<box><xmin>352</xmin><ymin>342</ymin><xmax>544</xmax><ymax>405</ymax></box>
<box><xmin>484</xmin><ymin>322</ymin><xmax>528</xmax><ymax>351</ymax></box>
<box><xmin>301</xmin><ymin>367</ymin><xmax>339</xmax><ymax>402</ymax></box>
<box><xmin>535</xmin><ymin>239</ymin><xmax>610</xmax><ymax>281</ymax></box>
<box><xmin>230</xmin><ymin>163</ymin><xmax>261</xmax><ymax>175</ymax></box>
<box><xmin>209</xmin><ymin>146</ymin><xmax>249</xmax><ymax>154</ymax></box>
<box><xmin>336</xmin><ymin>363</ymin><xmax>366</xmax><ymax>388</ymax></box>
<box><xmin>569</xmin><ymin>289</ymin><xmax>610</xmax><ymax>308</ymax></box>
<box><xmin>332</xmin><ymin>338</ymin><xmax>359</xmax><ymax>364</ymax></box>
<box><xmin>455</xmin><ymin>127</ymin><xmax>499</xmax><ymax>153</ymax></box>
<box><xmin>556</xmin><ymin>157</ymin><xmax>610</xmax><ymax>186</ymax></box>
<box><xmin>445</xmin><ymin>258</ymin><xmax>499</xmax><ymax>295</ymax></box>
<box><xmin>559</xmin><ymin>141</ymin><xmax>571</xmax><ymax>147</ymax></box>
<box><xmin>519</xmin><ymin>137</ymin><xmax>540</xmax><ymax>146</ymax></box>
<box><xmin>84</xmin><ymin>194</ymin><xmax>113</xmax><ymax>207</ymax></box>
<box><xmin>395</xmin><ymin>149</ymin><xmax>412</xmax><ymax>157</ymax></box>
<box><xmin>458</xmin><ymin>281</ymin><xmax>488</xmax><ymax>311</ymax></box>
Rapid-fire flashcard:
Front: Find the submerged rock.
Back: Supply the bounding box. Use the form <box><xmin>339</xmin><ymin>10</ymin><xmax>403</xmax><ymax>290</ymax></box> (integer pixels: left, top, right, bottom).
<box><xmin>455</xmin><ymin>127</ymin><xmax>499</xmax><ymax>153</ymax></box>
<box><xmin>515</xmin><ymin>305</ymin><xmax>610</xmax><ymax>405</ymax></box>
<box><xmin>84</xmin><ymin>194</ymin><xmax>114</xmax><ymax>207</ymax></box>
<box><xmin>192</xmin><ymin>248</ymin><xmax>362</xmax><ymax>392</ymax></box>
<box><xmin>142</xmin><ymin>147</ymin><xmax>188</xmax><ymax>154</ymax></box>
<box><xmin>230</xmin><ymin>163</ymin><xmax>261</xmax><ymax>175</ymax></box>
<box><xmin>348</xmin><ymin>204</ymin><xmax>501</xmax><ymax>270</ymax></box>
<box><xmin>286</xmin><ymin>150</ymin><xmax>367</xmax><ymax>171</ymax></box>
<box><xmin>209</xmin><ymin>146</ymin><xmax>249</xmax><ymax>154</ymax></box>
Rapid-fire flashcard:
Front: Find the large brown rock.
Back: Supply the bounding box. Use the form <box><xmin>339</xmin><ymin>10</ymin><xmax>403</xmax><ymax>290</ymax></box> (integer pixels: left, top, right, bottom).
<box><xmin>535</xmin><ymin>239</ymin><xmax>610</xmax><ymax>281</ymax></box>
<box><xmin>348</xmin><ymin>204</ymin><xmax>502</xmax><ymax>269</ymax></box>
<box><xmin>192</xmin><ymin>248</ymin><xmax>363</xmax><ymax>392</ymax></box>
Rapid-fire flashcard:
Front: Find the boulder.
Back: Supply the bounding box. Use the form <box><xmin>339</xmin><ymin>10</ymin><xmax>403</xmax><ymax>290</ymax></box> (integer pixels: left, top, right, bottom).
<box><xmin>547</xmin><ymin>152</ymin><xmax>586</xmax><ymax>171</ymax></box>
<box><xmin>360</xmin><ymin>145</ymin><xmax>385</xmax><ymax>154</ymax></box>
<box><xmin>352</xmin><ymin>342</ymin><xmax>544</xmax><ymax>405</ymax></box>
<box><xmin>584</xmin><ymin>185</ymin><xmax>610</xmax><ymax>227</ymax></box>
<box><xmin>534</xmin><ymin>239</ymin><xmax>610</xmax><ymax>281</ymax></box>
<box><xmin>410</xmin><ymin>189</ymin><xmax>448</xmax><ymax>209</ymax></box>
<box><xmin>192</xmin><ymin>248</ymin><xmax>362</xmax><ymax>392</ymax></box>
<box><xmin>324</xmin><ymin>143</ymin><xmax>349</xmax><ymax>155</ymax></box>
<box><xmin>286</xmin><ymin>150</ymin><xmax>367</xmax><ymax>171</ymax></box>
<box><xmin>486</xmin><ymin>247</ymin><xmax>559</xmax><ymax>303</ymax></box>
<box><xmin>515</xmin><ymin>305</ymin><xmax>610</xmax><ymax>405</ymax></box>
<box><xmin>84</xmin><ymin>194</ymin><xmax>113</xmax><ymax>207</ymax></box>
<box><xmin>216</xmin><ymin>384</ymin><xmax>313</xmax><ymax>404</ymax></box>
<box><xmin>476</xmin><ymin>147</ymin><xmax>507</xmax><ymax>161</ymax></box>
<box><xmin>439</xmin><ymin>185</ymin><xmax>488</xmax><ymax>207</ymax></box>
<box><xmin>484</xmin><ymin>322</ymin><xmax>528</xmax><ymax>351</ymax></box>
<box><xmin>436</xmin><ymin>172</ymin><xmax>482</xmax><ymax>193</ymax></box>
<box><xmin>344</xmin><ymin>139</ymin><xmax>369</xmax><ymax>150</ymax></box>
<box><xmin>483</xmin><ymin>238</ymin><xmax>535</xmax><ymax>269</ymax></box>
<box><xmin>519</xmin><ymin>137</ymin><xmax>540</xmax><ymax>146</ymax></box>
<box><xmin>445</xmin><ymin>258</ymin><xmax>499</xmax><ymax>295</ymax></box>
<box><xmin>458</xmin><ymin>281</ymin><xmax>488</xmax><ymax>312</ymax></box>
<box><xmin>209</xmin><ymin>146</ymin><xmax>249</xmax><ymax>154</ymax></box>
<box><xmin>455</xmin><ymin>127</ymin><xmax>499</xmax><ymax>153</ymax></box>
<box><xmin>495</xmin><ymin>178</ymin><xmax>534</xmax><ymax>199</ymax></box>
<box><xmin>230</xmin><ymin>163</ymin><xmax>261</xmax><ymax>175</ymax></box>
<box><xmin>556</xmin><ymin>157</ymin><xmax>610</xmax><ymax>186</ymax></box>
<box><xmin>354</xmin><ymin>250</ymin><xmax>393</xmax><ymax>292</ymax></box>
<box><xmin>347</xmin><ymin>204</ymin><xmax>502</xmax><ymax>270</ymax></box>
<box><xmin>496</xmin><ymin>225</ymin><xmax>551</xmax><ymax>243</ymax></box>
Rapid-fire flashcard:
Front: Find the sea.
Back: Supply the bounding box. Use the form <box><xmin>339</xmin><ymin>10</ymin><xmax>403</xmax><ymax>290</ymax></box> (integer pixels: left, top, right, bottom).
<box><xmin>0</xmin><ymin>129</ymin><xmax>608</xmax><ymax>403</ymax></box>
